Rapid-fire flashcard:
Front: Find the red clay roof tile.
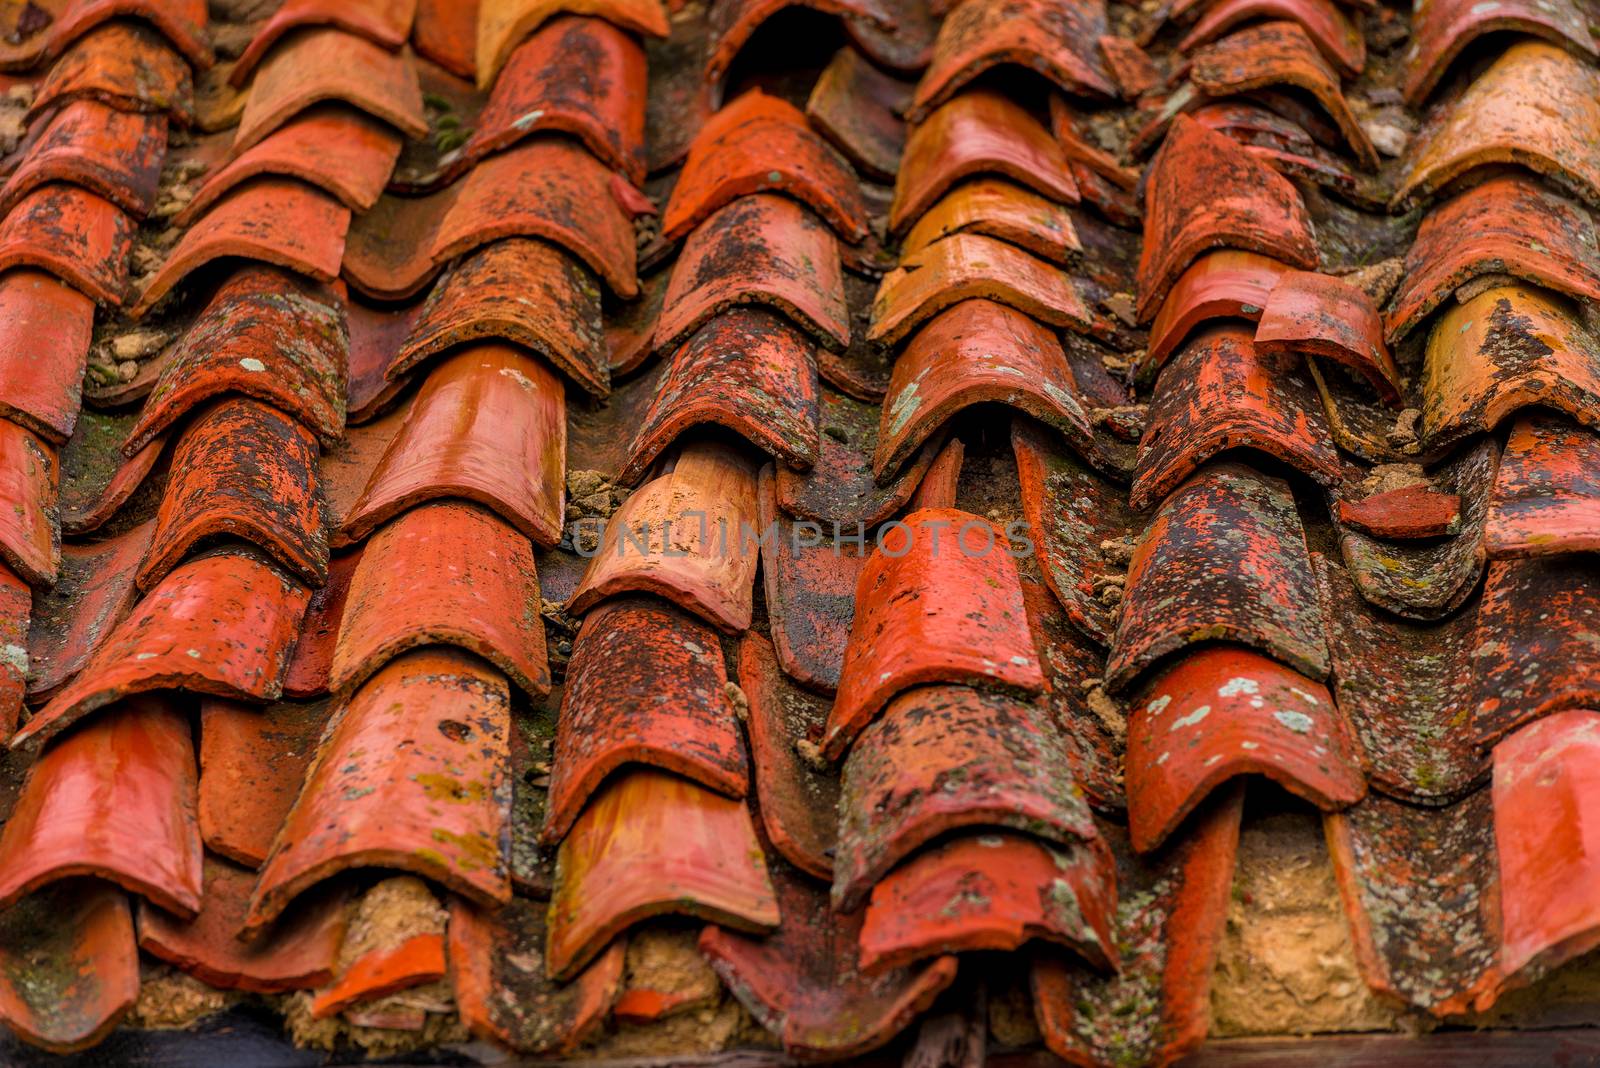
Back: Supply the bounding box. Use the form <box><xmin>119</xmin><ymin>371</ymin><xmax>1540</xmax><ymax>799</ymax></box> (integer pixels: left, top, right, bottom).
<box><xmin>1387</xmin><ymin>175</ymin><xmax>1600</xmax><ymax>344</ymax></box>
<box><xmin>1403</xmin><ymin>0</ymin><xmax>1594</xmax><ymax>105</ymax></box>
<box><xmin>198</xmin><ymin>697</ymin><xmax>329</xmax><ymax>869</ymax></box>
<box><xmin>0</xmin><ymin>696</ymin><xmax>201</xmax><ymax>916</ymax></box>
<box><xmin>30</xmin><ymin>23</ymin><xmax>194</xmax><ymax>125</ymax></box>
<box><xmin>902</xmin><ymin>177</ymin><xmax>1082</xmax><ymax>266</ymax></box>
<box><xmin>545</xmin><ymin>767</ymin><xmax>779</xmax><ymax>980</ymax></box>
<box><xmin>394</xmin><ymin>237</ymin><xmax>607</xmax><ymax>398</ymax></box>
<box><xmin>876</xmin><ymin>299</ymin><xmax>1093</xmax><ymax>482</ymax></box>
<box><xmin>1099</xmin><ymin>34</ymin><xmax>1163</xmax><ymax>97</ymax></box>
<box><xmin>704</xmin><ymin>0</ymin><xmax>890</xmax><ymax>93</ymax></box>
<box><xmin>124</xmin><ymin>265</ymin><xmax>348</xmax><ymax>453</ymax></box>
<box><xmin>892</xmin><ymin>89</ymin><xmax>1079</xmax><ymax>235</ymax></box>
<box><xmin>1253</xmin><ymin>269</ymin><xmax>1399</xmax><ymax>402</ymax></box>
<box><xmin>180</xmin><ymin>106</ymin><xmax>403</xmax><ymax>223</ymax></box>
<box><xmin>1181</xmin><ymin>0</ymin><xmax>1364</xmax><ymax>76</ymax></box>
<box><xmin>233</xmin><ymin>27</ymin><xmax>427</xmax><ymax>154</ymax></box>
<box><xmin>460</xmin><ymin>16</ymin><xmax>647</xmax><ymax>184</ymax></box>
<box><xmin>1126</xmin><ymin>645</ymin><xmax>1364</xmax><ymax>852</ymax></box>
<box><xmin>140</xmin><ymin>397</ymin><xmax>326</xmax><ymax>590</ymax></box>
<box><xmin>0</xmin><ymin>565</ymin><xmax>24</xmax><ymax>740</ymax></box>
<box><xmin>0</xmin><ymin>0</ymin><xmax>209</xmax><ymax>70</ymax></box>
<box><xmin>0</xmin><ymin>100</ymin><xmax>165</xmax><ymax>219</ymax></box>
<box><xmin>700</xmin><ymin>859</ymin><xmax>958</xmax><ymax>1058</ymax></box>
<box><xmin>833</xmin><ymin>682</ymin><xmax>1099</xmax><ymax>909</ymax></box>
<box><xmin>911</xmin><ymin>0</ymin><xmax>1115</xmax><ymax>121</ymax></box>
<box><xmin>412</xmin><ymin>0</ymin><xmax>478</xmax><ymax>77</ymax></box>
<box><xmin>1132</xmin><ymin>325</ymin><xmax>1340</xmax><ymax>511</ymax></box>
<box><xmin>869</xmin><ymin>234</ymin><xmax>1093</xmax><ymax>347</ymax></box>
<box><xmin>737</xmin><ymin>632</ymin><xmax>840</xmax><ymax>878</ymax></box>
<box><xmin>1319</xmin><ymin>554</ymin><xmax>1482</xmax><ymax>803</ymax></box>
<box><xmin>0</xmin><ymin>183</ymin><xmax>133</xmax><ymax>306</ymax></box>
<box><xmin>59</xmin><ymin>430</ymin><xmax>162</xmax><ymax>537</ymax></box>
<box><xmin>846</xmin><ymin>0</ymin><xmax>936</xmax><ymax>71</ymax></box>
<box><xmin>333</xmin><ymin>500</ymin><xmax>550</xmax><ymax>696</ymax></box>
<box><xmin>340</xmin><ymin>344</ymin><xmax>566</xmax><ymax>548</ymax></box>
<box><xmin>1140</xmin><ymin>249</ymin><xmax>1288</xmax><ymax>382</ymax></box>
<box><xmin>859</xmin><ymin>831</ymin><xmax>1118</xmax><ymax>972</ymax></box>
<box><xmin>1394</xmin><ymin>41</ymin><xmax>1600</xmax><ymax>208</ymax></box>
<box><xmin>1486</xmin><ymin>414</ymin><xmax>1600</xmax><ymax>559</ymax></box>
<box><xmin>448</xmin><ymin>894</ymin><xmax>624</xmax><ymax>1053</ymax></box>
<box><xmin>626</xmin><ymin>308</ymin><xmax>818</xmax><ymax>484</ymax></box>
<box><xmin>130</xmin><ymin>178</ymin><xmax>351</xmax><ymax>318</ymax></box>
<box><xmin>0</xmin><ymin>418</ymin><xmax>58</xmax><ymax>588</ymax></box>
<box><xmin>824</xmin><ymin>511</ymin><xmax>1044</xmax><ymax>759</ymax></box>
<box><xmin>311</xmin><ymin>930</ymin><xmax>446</xmax><ymax>1018</ymax></box>
<box><xmin>805</xmin><ymin>45</ymin><xmax>910</xmax><ymax>182</ymax></box>
<box><xmin>478</xmin><ymin>0</ymin><xmax>667</xmax><ymax>90</ymax></box>
<box><xmin>1109</xmin><ymin>462</ymin><xmax>1328</xmax><ymax>690</ymax></box>
<box><xmin>231</xmin><ymin>0</ymin><xmax>418</xmax><ymax>88</ymax></box>
<box><xmin>545</xmin><ymin>595</ymin><xmax>747</xmax><ymax>842</ymax></box>
<box><xmin>1337</xmin><ymin>484</ymin><xmax>1461</xmax><ymax>540</ymax></box>
<box><xmin>655</xmin><ymin>193</ymin><xmax>848</xmax><ymax>354</ymax></box>
<box><xmin>568</xmin><ymin>441</ymin><xmax>760</xmax><ymax>631</ymax></box>
<box><xmin>13</xmin><ymin>548</ymin><xmax>310</xmax><ymax>750</ymax></box>
<box><xmin>0</xmin><ymin>268</ymin><xmax>94</xmax><ymax>444</ymax></box>
<box><xmin>0</xmin><ymin>881</ymin><xmax>139</xmax><ymax>1053</ymax></box>
<box><xmin>137</xmin><ymin>853</ymin><xmax>348</xmax><ymax>992</ymax></box>
<box><xmin>665</xmin><ymin>90</ymin><xmax>868</xmax><ymax>244</ymax></box>
<box><xmin>280</xmin><ymin>550</ymin><xmax>355</xmax><ymax>697</ymax></box>
<box><xmin>245</xmin><ymin>647</ymin><xmax>512</xmax><ymax>933</ymax></box>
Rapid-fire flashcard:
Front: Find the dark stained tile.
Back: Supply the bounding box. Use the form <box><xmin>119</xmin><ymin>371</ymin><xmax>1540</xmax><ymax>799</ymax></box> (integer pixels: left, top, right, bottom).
<box><xmin>0</xmin><ymin>100</ymin><xmax>166</xmax><ymax>218</ymax></box>
<box><xmin>805</xmin><ymin>45</ymin><xmax>911</xmax><ymax>182</ymax></box>
<box><xmin>0</xmin><ymin>183</ymin><xmax>133</xmax><ymax>306</ymax></box>
<box><xmin>703</xmin><ymin>0</ymin><xmax>889</xmax><ymax>94</ymax></box>
<box><xmin>31</xmin><ymin>23</ymin><xmax>194</xmax><ymax>125</ymax></box>
<box><xmin>1486</xmin><ymin>414</ymin><xmax>1600</xmax><ymax>559</ymax></box>
<box><xmin>0</xmin><ymin>0</ymin><xmax>210</xmax><ymax>70</ymax></box>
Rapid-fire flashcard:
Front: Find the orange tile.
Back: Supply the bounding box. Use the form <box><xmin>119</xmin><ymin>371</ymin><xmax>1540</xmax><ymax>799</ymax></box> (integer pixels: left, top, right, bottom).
<box><xmin>655</xmin><ymin>193</ymin><xmax>847</xmax><ymax>354</ymax></box>
<box><xmin>1405</xmin><ymin>0</ymin><xmax>1593</xmax><ymax>104</ymax></box>
<box><xmin>847</xmin><ymin>0</ymin><xmax>937</xmax><ymax>72</ymax></box>
<box><xmin>245</xmin><ymin>647</ymin><xmax>512</xmax><ymax>933</ymax></box>
<box><xmin>138</xmin><ymin>854</ymin><xmax>347</xmax><ymax>992</ymax></box>
<box><xmin>0</xmin><ymin>564</ymin><xmax>22</xmax><ymax>740</ymax></box>
<box><xmin>875</xmin><ymin>298</ymin><xmax>1092</xmax><ymax>481</ymax></box>
<box><xmin>911</xmin><ymin>0</ymin><xmax>1114</xmax><ymax>121</ymax></box>
<box><xmin>1136</xmin><ymin>115</ymin><xmax>1316</xmax><ymax>321</ymax></box>
<box><xmin>14</xmin><ymin>548</ymin><xmax>310</xmax><ymax>750</ymax></box>
<box><xmin>0</xmin><ymin>880</ymin><xmax>139</xmax><ymax>1053</ymax></box>
<box><xmin>30</xmin><ymin>23</ymin><xmax>194</xmax><ymax>125</ymax></box>
<box><xmin>0</xmin><ymin>183</ymin><xmax>133</xmax><ymax>306</ymax></box>
<box><xmin>805</xmin><ymin>45</ymin><xmax>911</xmax><ymax>182</ymax></box>
<box><xmin>859</xmin><ymin>832</ymin><xmax>1117</xmax><ymax>973</ymax></box>
<box><xmin>902</xmin><ymin>177</ymin><xmax>1080</xmax><ymax>266</ymax></box>
<box><xmin>834</xmin><ymin>682</ymin><xmax>1098</xmax><ymax>908</ymax></box>
<box><xmin>0</xmin><ymin>697</ymin><xmax>202</xmax><ymax>916</ymax></box>
<box><xmin>198</xmin><ymin>697</ymin><xmax>331</xmax><ymax>868</ymax></box>
<box><xmin>341</xmin><ymin>344</ymin><xmax>566</xmax><ymax>547</ymax></box>
<box><xmin>430</xmin><ymin>137</ymin><xmax>638</xmax><ymax>298</ymax></box>
<box><xmin>1049</xmin><ymin>93</ymin><xmax>1141</xmax><ymax>191</ymax></box>
<box><xmin>180</xmin><ymin>105</ymin><xmax>402</xmax><ymax>224</ymax></box>
<box><xmin>546</xmin><ymin>768</ymin><xmax>778</xmax><ymax>980</ymax></box>
<box><xmin>333</xmin><ymin>500</ymin><xmax>550</xmax><ymax>695</ymax></box>
<box><xmin>124</xmin><ymin>265</ymin><xmax>347</xmax><ymax>454</ymax></box>
<box><xmin>1421</xmin><ymin>283</ymin><xmax>1600</xmax><ymax>452</ymax></box>
<box><xmin>141</xmin><ymin>397</ymin><xmax>327</xmax><ymax>589</ymax></box>
<box><xmin>869</xmin><ymin>232</ymin><xmax>1091</xmax><ymax>347</ymax></box>
<box><xmin>825</xmin><ymin>510</ymin><xmax>1045</xmax><ymax>759</ymax></box>
<box><xmin>233</xmin><ymin>26</ymin><xmax>426</xmax><ymax>154</ymax></box>
<box><xmin>1394</xmin><ymin>41</ymin><xmax>1600</xmax><ymax>208</ymax></box>
<box><xmin>0</xmin><ymin>417</ymin><xmax>58</xmax><ymax>588</ymax></box>
<box><xmin>1141</xmin><ymin>249</ymin><xmax>1289</xmax><ymax>382</ymax></box>
<box><xmin>664</xmin><ymin>89</ymin><xmax>867</xmax><ymax>244</ymax></box>
<box><xmin>131</xmin><ymin>178</ymin><xmax>351</xmax><ymax>318</ymax></box>
<box><xmin>1253</xmin><ymin>269</ymin><xmax>1400</xmax><ymax>402</ymax></box>
<box><xmin>449</xmin><ymin>894</ymin><xmax>623</xmax><ymax>1053</ymax></box>
<box><xmin>392</xmin><ymin>237</ymin><xmax>607</xmax><ymax>400</ymax></box>
<box><xmin>0</xmin><ymin>0</ymin><xmax>210</xmax><ymax>70</ymax></box>
<box><xmin>1181</xmin><ymin>0</ymin><xmax>1364</xmax><ymax>77</ymax></box>
<box><xmin>312</xmin><ymin>932</ymin><xmax>446</xmax><ymax>1017</ymax></box>
<box><xmin>1127</xmin><ymin>645</ymin><xmax>1364</xmax><ymax>852</ymax></box>
<box><xmin>25</xmin><ymin>521</ymin><xmax>152</xmax><ymax>705</ymax></box>
<box><xmin>341</xmin><ymin>185</ymin><xmax>457</xmax><ymax>301</ymax></box>
<box><xmin>569</xmin><ymin>441</ymin><xmax>760</xmax><ymax>632</ymax></box>
<box><xmin>0</xmin><ymin>268</ymin><xmax>94</xmax><ymax>444</ymax></box>
<box><xmin>1387</xmin><ymin>175</ymin><xmax>1600</xmax><ymax>343</ymax></box>
<box><xmin>701</xmin><ymin>858</ymin><xmax>957</xmax><ymax>1058</ymax></box>
<box><xmin>1189</xmin><ymin>21</ymin><xmax>1376</xmax><ymax>167</ymax></box>
<box><xmin>413</xmin><ymin>0</ymin><xmax>477</xmax><ymax>77</ymax></box>
<box><xmin>1099</xmin><ymin>33</ymin><xmax>1162</xmax><ymax>96</ymax></box>
<box><xmin>460</xmin><ymin>16</ymin><xmax>645</xmax><ymax>183</ymax></box>
<box><xmin>891</xmin><ymin>89</ymin><xmax>1078</xmax><ymax>235</ymax></box>
<box><xmin>546</xmin><ymin>596</ymin><xmax>748</xmax><ymax>843</ymax></box>
<box><xmin>1486</xmin><ymin>414</ymin><xmax>1600</xmax><ymax>559</ymax></box>
<box><xmin>231</xmin><ymin>0</ymin><xmax>417</xmax><ymax>86</ymax></box>
<box><xmin>477</xmin><ymin>0</ymin><xmax>667</xmax><ymax>88</ymax></box>
<box><xmin>0</xmin><ymin>99</ymin><xmax>165</xmax><ymax>218</ymax></box>
<box><xmin>625</xmin><ymin>306</ymin><xmax>819</xmax><ymax>485</ymax></box>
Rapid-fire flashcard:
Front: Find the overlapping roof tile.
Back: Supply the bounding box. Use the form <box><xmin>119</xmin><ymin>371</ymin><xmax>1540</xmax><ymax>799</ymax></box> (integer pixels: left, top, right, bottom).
<box><xmin>7</xmin><ymin>0</ymin><xmax>1600</xmax><ymax>1059</ymax></box>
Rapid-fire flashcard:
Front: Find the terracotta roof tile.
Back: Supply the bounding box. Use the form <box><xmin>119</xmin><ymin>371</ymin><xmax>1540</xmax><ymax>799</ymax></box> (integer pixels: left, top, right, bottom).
<box><xmin>1141</xmin><ymin>248</ymin><xmax>1288</xmax><ymax>381</ymax></box>
<box><xmin>0</xmin><ymin>268</ymin><xmax>95</xmax><ymax>443</ymax></box>
<box><xmin>0</xmin><ymin>183</ymin><xmax>133</xmax><ymax>305</ymax></box>
<box><xmin>0</xmin><ymin>0</ymin><xmax>209</xmax><ymax>71</ymax></box>
<box><xmin>1403</xmin><ymin>0</ymin><xmax>1594</xmax><ymax>105</ymax></box>
<box><xmin>1181</xmin><ymin>0</ymin><xmax>1364</xmax><ymax>77</ymax></box>
<box><xmin>30</xmin><ymin>22</ymin><xmax>194</xmax><ymax>125</ymax></box>
<box><xmin>804</xmin><ymin>45</ymin><xmax>910</xmax><ymax>182</ymax></box>
<box><xmin>197</xmin><ymin>697</ymin><xmax>328</xmax><ymax>868</ymax></box>
<box><xmin>230</xmin><ymin>0</ymin><xmax>418</xmax><ymax>88</ymax></box>
<box><xmin>1486</xmin><ymin>413</ymin><xmax>1600</xmax><ymax>559</ymax></box>
<box><xmin>0</xmin><ymin>99</ymin><xmax>165</xmax><ymax>218</ymax></box>
<box><xmin>902</xmin><ymin>177</ymin><xmax>1081</xmax><ymax>266</ymax></box>
<box><xmin>478</xmin><ymin>0</ymin><xmax>667</xmax><ymax>90</ymax></box>
<box><xmin>704</xmin><ymin>0</ymin><xmax>889</xmax><ymax>94</ymax></box>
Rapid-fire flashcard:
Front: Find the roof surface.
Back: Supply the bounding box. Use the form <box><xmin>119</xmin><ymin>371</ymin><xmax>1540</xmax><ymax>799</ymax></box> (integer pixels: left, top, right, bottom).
<box><xmin>0</xmin><ymin>0</ymin><xmax>1597</xmax><ymax>1062</ymax></box>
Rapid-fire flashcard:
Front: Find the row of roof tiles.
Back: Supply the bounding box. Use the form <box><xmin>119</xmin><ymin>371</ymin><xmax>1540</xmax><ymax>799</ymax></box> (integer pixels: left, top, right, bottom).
<box><xmin>0</xmin><ymin>0</ymin><xmax>1597</xmax><ymax>1062</ymax></box>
